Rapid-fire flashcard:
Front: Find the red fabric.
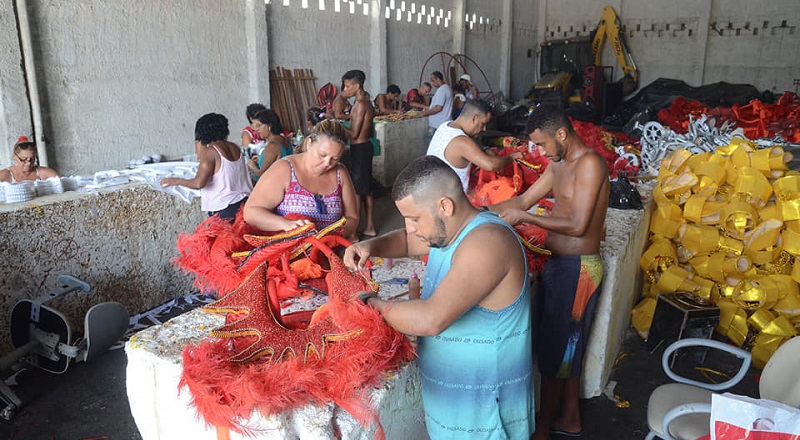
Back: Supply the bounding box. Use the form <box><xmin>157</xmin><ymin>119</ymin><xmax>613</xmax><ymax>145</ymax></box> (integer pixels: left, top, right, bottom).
<box><xmin>653</xmin><ymin>92</ymin><xmax>800</xmax><ymax>143</ymax></box>
<box><xmin>317</xmin><ymin>83</ymin><xmax>338</xmax><ymax>113</ymax></box>
<box><xmin>179</xmin><ymin>226</ymin><xmax>416</xmax><ymax>438</ymax></box>
<box><xmin>570</xmin><ymin>118</ymin><xmax>640</xmax><ymax>178</ymax></box>
<box><xmin>464</xmin><ymin>143</ymin><xmax>551</xmax><ymax>273</ymax></box>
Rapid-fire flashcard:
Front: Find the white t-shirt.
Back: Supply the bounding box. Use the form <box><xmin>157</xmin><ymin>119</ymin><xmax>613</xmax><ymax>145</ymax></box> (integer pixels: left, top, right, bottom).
<box><xmin>428</xmin><ymin>84</ymin><xmax>454</xmax><ymax>129</ymax></box>
<box><xmin>426</xmin><ymin>122</ymin><xmax>470</xmax><ymax>192</ymax></box>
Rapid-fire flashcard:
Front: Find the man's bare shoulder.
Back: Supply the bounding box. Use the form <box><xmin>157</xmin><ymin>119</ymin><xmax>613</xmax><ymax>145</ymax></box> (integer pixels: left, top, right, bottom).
<box><xmin>577</xmin><ymin>146</ymin><xmax>609</xmax><ymax>173</ymax></box>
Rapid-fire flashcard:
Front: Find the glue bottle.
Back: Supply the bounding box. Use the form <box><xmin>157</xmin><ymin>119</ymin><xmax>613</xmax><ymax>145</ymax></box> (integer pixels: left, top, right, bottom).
<box><xmin>408</xmin><ymin>271</ymin><xmax>421</xmax><ymax>300</ymax></box>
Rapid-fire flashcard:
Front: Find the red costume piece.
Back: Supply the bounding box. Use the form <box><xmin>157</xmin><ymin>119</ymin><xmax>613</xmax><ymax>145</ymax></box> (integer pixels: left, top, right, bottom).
<box><xmin>176</xmin><ymin>215</ymin><xmax>416</xmax><ymax>438</ymax></box>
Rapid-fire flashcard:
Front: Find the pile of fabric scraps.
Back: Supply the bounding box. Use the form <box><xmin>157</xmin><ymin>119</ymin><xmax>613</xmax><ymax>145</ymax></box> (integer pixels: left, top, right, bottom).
<box><xmin>632</xmin><ymin>139</ymin><xmax>800</xmax><ymax>368</ymax></box>
<box><xmin>571</xmin><ymin>118</ymin><xmax>641</xmax><ymax>178</ymax></box>
<box><xmin>467</xmin><ymin>137</ymin><xmax>551</xmax><ymax>273</ymax></box>
<box><xmin>173</xmin><ymin>212</ymin><xmax>415</xmax><ymax>437</ymax></box>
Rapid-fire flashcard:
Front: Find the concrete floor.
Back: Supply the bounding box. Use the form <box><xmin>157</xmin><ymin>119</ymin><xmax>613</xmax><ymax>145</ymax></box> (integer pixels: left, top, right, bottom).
<box><xmin>0</xmin><ymin>194</ymin><xmax>760</xmax><ymax>440</ymax></box>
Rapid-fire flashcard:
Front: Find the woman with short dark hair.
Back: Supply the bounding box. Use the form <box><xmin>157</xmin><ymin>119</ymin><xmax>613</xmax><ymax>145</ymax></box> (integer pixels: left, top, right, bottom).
<box><xmin>160</xmin><ymin>113</ymin><xmax>253</xmax><ymax>221</ymax></box>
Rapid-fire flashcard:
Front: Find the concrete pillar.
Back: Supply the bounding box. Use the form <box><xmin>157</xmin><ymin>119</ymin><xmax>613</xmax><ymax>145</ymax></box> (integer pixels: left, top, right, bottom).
<box><xmin>245</xmin><ymin>0</ymin><xmax>271</xmax><ymax>106</ymax></box>
<box><xmin>696</xmin><ymin>0</ymin><xmax>712</xmax><ymax>86</ymax></box>
<box><xmin>369</xmin><ymin>0</ymin><xmax>387</xmax><ymax>96</ymax></box>
<box><xmin>498</xmin><ymin>0</ymin><xmax>513</xmax><ymax>97</ymax></box>
<box><xmin>452</xmin><ymin>0</ymin><xmax>465</xmax><ymax>55</ymax></box>
<box><xmin>0</xmin><ymin>1</ymin><xmax>33</xmax><ymax>168</ymax></box>
<box><xmin>535</xmin><ymin>0</ymin><xmax>547</xmax><ymax>83</ymax></box>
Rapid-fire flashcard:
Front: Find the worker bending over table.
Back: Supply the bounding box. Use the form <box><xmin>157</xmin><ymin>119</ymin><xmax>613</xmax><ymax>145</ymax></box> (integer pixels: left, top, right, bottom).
<box><xmin>345</xmin><ymin>155</ymin><xmax>535</xmax><ymax>440</ymax></box>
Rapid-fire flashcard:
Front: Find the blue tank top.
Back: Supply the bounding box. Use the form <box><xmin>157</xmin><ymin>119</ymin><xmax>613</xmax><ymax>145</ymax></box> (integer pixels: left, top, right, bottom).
<box><xmin>419</xmin><ymin>211</ymin><xmax>534</xmax><ymax>439</ymax></box>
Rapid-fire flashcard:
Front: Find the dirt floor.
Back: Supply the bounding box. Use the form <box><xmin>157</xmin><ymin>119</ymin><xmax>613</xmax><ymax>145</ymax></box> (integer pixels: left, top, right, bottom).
<box><xmin>0</xmin><ymin>195</ymin><xmax>760</xmax><ymax>440</ymax></box>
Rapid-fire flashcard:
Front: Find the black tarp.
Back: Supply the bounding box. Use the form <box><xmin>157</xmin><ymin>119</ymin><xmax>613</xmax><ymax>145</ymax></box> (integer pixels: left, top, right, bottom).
<box><xmin>602</xmin><ymin>78</ymin><xmax>764</xmax><ymax>129</ymax></box>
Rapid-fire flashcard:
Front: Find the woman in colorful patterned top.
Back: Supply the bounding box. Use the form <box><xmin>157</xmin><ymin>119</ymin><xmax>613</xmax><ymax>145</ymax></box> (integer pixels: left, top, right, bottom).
<box><xmin>243</xmin><ymin>119</ymin><xmax>359</xmax><ymax>238</ymax></box>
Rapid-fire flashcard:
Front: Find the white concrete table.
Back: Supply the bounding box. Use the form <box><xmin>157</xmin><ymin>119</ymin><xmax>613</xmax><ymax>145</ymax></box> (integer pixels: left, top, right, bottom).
<box><xmin>581</xmin><ymin>185</ymin><xmax>654</xmax><ymax>397</ymax></box>
<box><xmin>372</xmin><ymin>117</ymin><xmax>430</xmax><ymax>187</ymax></box>
<box><xmin>125</xmin><ymin>258</ymin><xmax>429</xmax><ymax>440</ymax></box>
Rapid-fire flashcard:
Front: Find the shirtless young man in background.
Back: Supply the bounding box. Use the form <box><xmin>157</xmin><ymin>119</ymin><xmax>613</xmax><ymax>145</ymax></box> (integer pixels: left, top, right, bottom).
<box><xmin>341</xmin><ymin>69</ymin><xmax>377</xmax><ymax>237</ymax></box>
<box><xmin>491</xmin><ymin>103</ymin><xmax>610</xmax><ymax>440</ymax></box>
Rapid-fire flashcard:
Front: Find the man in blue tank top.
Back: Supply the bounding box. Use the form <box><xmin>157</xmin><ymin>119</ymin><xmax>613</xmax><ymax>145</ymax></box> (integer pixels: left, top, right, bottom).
<box><xmin>344</xmin><ymin>156</ymin><xmax>535</xmax><ymax>440</ymax></box>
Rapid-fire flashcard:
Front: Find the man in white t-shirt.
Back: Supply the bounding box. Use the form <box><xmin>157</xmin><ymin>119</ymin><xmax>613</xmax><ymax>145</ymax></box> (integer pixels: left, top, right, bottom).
<box><xmin>426</xmin><ymin>99</ymin><xmax>520</xmax><ymax>193</ymax></box>
<box><xmin>420</xmin><ymin>71</ymin><xmax>453</xmax><ymax>138</ymax></box>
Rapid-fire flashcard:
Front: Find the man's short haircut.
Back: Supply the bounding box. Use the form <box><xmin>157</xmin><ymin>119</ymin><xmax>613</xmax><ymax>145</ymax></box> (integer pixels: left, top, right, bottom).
<box><xmin>246</xmin><ymin>103</ymin><xmax>267</xmax><ymax>121</ymax></box>
<box><xmin>253</xmin><ymin>109</ymin><xmax>283</xmax><ymax>135</ymax></box>
<box><xmin>422</xmin><ymin>82</ymin><xmax>432</xmax><ymax>89</ymax></box>
<box><xmin>387</xmin><ymin>84</ymin><xmax>401</xmax><ymax>95</ymax></box>
<box><xmin>342</xmin><ymin>69</ymin><xmax>366</xmax><ymax>87</ymax></box>
<box><xmin>431</xmin><ymin>71</ymin><xmax>444</xmax><ymax>81</ymax></box>
<box><xmin>459</xmin><ymin>99</ymin><xmax>491</xmax><ymax>119</ymax></box>
<box><xmin>525</xmin><ymin>103</ymin><xmax>573</xmax><ymax>135</ymax></box>
<box><xmin>195</xmin><ymin>113</ymin><xmax>230</xmax><ymax>144</ymax></box>
<box><xmin>392</xmin><ymin>156</ymin><xmax>465</xmax><ymax>207</ymax></box>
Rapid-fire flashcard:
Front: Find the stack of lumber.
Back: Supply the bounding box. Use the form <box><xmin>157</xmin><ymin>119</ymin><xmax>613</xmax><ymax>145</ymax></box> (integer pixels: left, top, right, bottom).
<box><xmin>269</xmin><ymin>67</ymin><xmax>317</xmax><ymax>134</ymax></box>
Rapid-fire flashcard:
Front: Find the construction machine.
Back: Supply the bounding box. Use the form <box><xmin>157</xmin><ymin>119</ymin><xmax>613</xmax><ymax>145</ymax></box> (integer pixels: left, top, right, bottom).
<box><xmin>528</xmin><ymin>5</ymin><xmax>639</xmax><ymax>120</ymax></box>
<box><xmin>590</xmin><ymin>5</ymin><xmax>639</xmax><ymax>97</ymax></box>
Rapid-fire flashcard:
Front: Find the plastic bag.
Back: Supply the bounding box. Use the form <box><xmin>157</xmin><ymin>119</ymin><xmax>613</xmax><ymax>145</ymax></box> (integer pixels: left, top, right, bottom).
<box><xmin>609</xmin><ymin>172</ymin><xmax>643</xmax><ymax>210</ymax></box>
<box><xmin>711</xmin><ymin>393</ymin><xmax>800</xmax><ymax>440</ymax></box>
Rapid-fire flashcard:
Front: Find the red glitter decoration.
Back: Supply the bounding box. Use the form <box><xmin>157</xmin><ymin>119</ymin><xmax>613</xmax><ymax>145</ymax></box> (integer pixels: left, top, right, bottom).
<box><xmin>177</xmin><ymin>220</ymin><xmax>416</xmax><ymax>438</ymax></box>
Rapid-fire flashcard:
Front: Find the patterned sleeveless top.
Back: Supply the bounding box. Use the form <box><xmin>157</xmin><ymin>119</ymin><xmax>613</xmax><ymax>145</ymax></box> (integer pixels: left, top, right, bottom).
<box><xmin>275</xmin><ymin>158</ymin><xmax>343</xmax><ymax>229</ymax></box>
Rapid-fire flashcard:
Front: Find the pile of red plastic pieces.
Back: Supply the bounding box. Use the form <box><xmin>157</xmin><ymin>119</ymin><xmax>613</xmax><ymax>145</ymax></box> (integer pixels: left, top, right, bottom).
<box><xmin>658</xmin><ymin>92</ymin><xmax>800</xmax><ymax>142</ymax></box>
<box><xmin>570</xmin><ymin>118</ymin><xmax>640</xmax><ymax>178</ymax></box>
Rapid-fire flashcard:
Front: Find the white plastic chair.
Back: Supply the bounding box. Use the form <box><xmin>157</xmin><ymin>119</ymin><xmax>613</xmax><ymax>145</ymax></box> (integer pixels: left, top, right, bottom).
<box><xmin>644</xmin><ymin>336</ymin><xmax>800</xmax><ymax>440</ymax></box>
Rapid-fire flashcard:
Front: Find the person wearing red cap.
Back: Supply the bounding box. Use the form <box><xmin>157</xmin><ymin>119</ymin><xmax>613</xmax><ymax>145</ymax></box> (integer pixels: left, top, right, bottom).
<box><xmin>0</xmin><ymin>136</ymin><xmax>60</xmax><ymax>183</ymax></box>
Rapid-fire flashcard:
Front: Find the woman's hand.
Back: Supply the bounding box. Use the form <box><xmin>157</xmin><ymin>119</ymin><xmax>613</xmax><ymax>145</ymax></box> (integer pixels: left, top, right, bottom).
<box><xmin>282</xmin><ymin>217</ymin><xmax>311</xmax><ymax>231</ymax></box>
<box><xmin>160</xmin><ymin>177</ymin><xmax>179</xmax><ymax>188</ymax></box>
<box><xmin>247</xmin><ymin>155</ymin><xmax>260</xmax><ymax>172</ymax></box>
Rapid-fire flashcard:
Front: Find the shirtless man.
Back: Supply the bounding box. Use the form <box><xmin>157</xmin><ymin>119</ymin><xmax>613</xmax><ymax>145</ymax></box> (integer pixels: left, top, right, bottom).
<box><xmin>491</xmin><ymin>103</ymin><xmax>609</xmax><ymax>440</ymax></box>
<box><xmin>341</xmin><ymin>69</ymin><xmax>377</xmax><ymax>237</ymax></box>
<box><xmin>374</xmin><ymin>84</ymin><xmax>402</xmax><ymax>115</ymax></box>
<box><xmin>427</xmin><ymin>99</ymin><xmax>521</xmax><ymax>193</ymax></box>
<box><xmin>344</xmin><ymin>156</ymin><xmax>534</xmax><ymax>440</ymax></box>
<box><xmin>328</xmin><ymin>86</ymin><xmax>352</xmax><ymax>120</ymax></box>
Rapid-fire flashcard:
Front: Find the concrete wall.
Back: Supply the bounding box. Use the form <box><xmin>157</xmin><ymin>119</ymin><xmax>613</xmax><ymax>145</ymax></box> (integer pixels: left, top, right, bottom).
<box><xmin>2</xmin><ymin>0</ymin><xmax>799</xmax><ymax>175</ymax></box>
<box><xmin>510</xmin><ymin>0</ymin><xmax>537</xmax><ymax>101</ymax></box>
<box><xmin>463</xmin><ymin>0</ymin><xmax>504</xmax><ymax>98</ymax></box>
<box><xmin>0</xmin><ymin>2</ymin><xmax>33</xmax><ymax>163</ymax></box>
<box><xmin>0</xmin><ymin>0</ymin><xmax>269</xmax><ymax>174</ymax></box>
<box><xmin>536</xmin><ymin>0</ymin><xmax>800</xmax><ymax>94</ymax></box>
<box><xmin>0</xmin><ymin>184</ymin><xmax>206</xmax><ymax>352</ymax></box>
<box><xmin>386</xmin><ymin>0</ymin><xmax>457</xmax><ymax>94</ymax></box>
<box><xmin>266</xmin><ymin>0</ymin><xmax>371</xmax><ymax>95</ymax></box>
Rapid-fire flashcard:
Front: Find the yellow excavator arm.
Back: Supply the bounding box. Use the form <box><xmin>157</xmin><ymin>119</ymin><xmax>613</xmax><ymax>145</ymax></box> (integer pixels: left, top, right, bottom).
<box><xmin>591</xmin><ymin>5</ymin><xmax>639</xmax><ymax>93</ymax></box>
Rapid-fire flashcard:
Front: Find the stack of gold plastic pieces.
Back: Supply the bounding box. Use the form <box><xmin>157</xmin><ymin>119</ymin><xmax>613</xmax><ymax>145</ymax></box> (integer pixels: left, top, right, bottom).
<box><xmin>633</xmin><ymin>138</ymin><xmax>800</xmax><ymax>368</ymax></box>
